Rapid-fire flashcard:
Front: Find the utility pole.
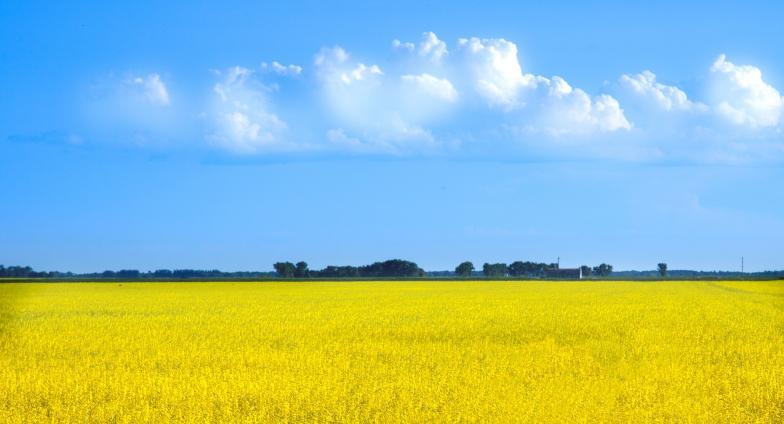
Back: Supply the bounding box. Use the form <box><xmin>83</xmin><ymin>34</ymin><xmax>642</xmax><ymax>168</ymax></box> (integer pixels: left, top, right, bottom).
<box><xmin>742</xmin><ymin>256</ymin><xmax>744</xmax><ymax>274</ymax></box>
<box><xmin>557</xmin><ymin>257</ymin><xmax>560</xmax><ymax>269</ymax></box>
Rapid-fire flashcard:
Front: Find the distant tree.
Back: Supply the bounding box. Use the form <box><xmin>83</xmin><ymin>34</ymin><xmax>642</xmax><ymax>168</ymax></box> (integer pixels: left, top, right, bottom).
<box><xmin>658</xmin><ymin>263</ymin><xmax>668</xmax><ymax>277</ymax></box>
<box><xmin>0</xmin><ymin>265</ymin><xmax>45</xmax><ymax>278</ymax></box>
<box><xmin>116</xmin><ymin>269</ymin><xmax>140</xmax><ymax>279</ymax></box>
<box><xmin>580</xmin><ymin>265</ymin><xmax>592</xmax><ymax>277</ymax></box>
<box><xmin>522</xmin><ymin>261</ymin><xmax>537</xmax><ymax>276</ymax></box>
<box><xmin>294</xmin><ymin>261</ymin><xmax>309</xmax><ymax>278</ymax></box>
<box><xmin>315</xmin><ymin>265</ymin><xmax>359</xmax><ymax>278</ymax></box>
<box><xmin>506</xmin><ymin>261</ymin><xmax>559</xmax><ymax>278</ymax></box>
<box><xmin>273</xmin><ymin>262</ymin><xmax>296</xmax><ymax>278</ymax></box>
<box><xmin>482</xmin><ymin>263</ymin><xmax>508</xmax><ymax>277</ymax></box>
<box><xmin>172</xmin><ymin>269</ymin><xmax>197</xmax><ymax>279</ymax></box>
<box><xmin>153</xmin><ymin>269</ymin><xmax>173</xmax><ymax>278</ymax></box>
<box><xmin>358</xmin><ymin>259</ymin><xmax>425</xmax><ymax>277</ymax></box>
<box><xmin>592</xmin><ymin>263</ymin><xmax>613</xmax><ymax>277</ymax></box>
<box><xmin>507</xmin><ymin>261</ymin><xmax>526</xmax><ymax>277</ymax></box>
<box><xmin>455</xmin><ymin>261</ymin><xmax>475</xmax><ymax>277</ymax></box>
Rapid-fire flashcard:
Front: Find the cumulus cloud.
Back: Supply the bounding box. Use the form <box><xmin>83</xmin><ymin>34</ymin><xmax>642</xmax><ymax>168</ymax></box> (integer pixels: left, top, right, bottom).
<box><xmin>456</xmin><ymin>37</ymin><xmax>542</xmax><ymax>107</ymax></box>
<box><xmin>536</xmin><ymin>77</ymin><xmax>631</xmax><ymax>135</ymax></box>
<box><xmin>207</xmin><ymin>66</ymin><xmax>289</xmax><ymax>154</ymax></box>
<box><xmin>80</xmin><ymin>33</ymin><xmax>784</xmax><ymax>162</ymax></box>
<box><xmin>393</xmin><ymin>31</ymin><xmax>448</xmax><ymax>63</ymax></box>
<box><xmin>454</xmin><ymin>36</ymin><xmax>629</xmax><ymax>136</ymax></box>
<box><xmin>619</xmin><ymin>71</ymin><xmax>702</xmax><ymax>112</ymax></box>
<box><xmin>392</xmin><ymin>39</ymin><xmax>415</xmax><ymax>51</ymax></box>
<box><xmin>314</xmin><ymin>46</ymin><xmax>385</xmax><ymax>121</ymax></box>
<box><xmin>709</xmin><ymin>54</ymin><xmax>783</xmax><ymax>127</ymax></box>
<box><xmin>418</xmin><ymin>32</ymin><xmax>448</xmax><ymax>62</ymax></box>
<box><xmin>613</xmin><ymin>70</ymin><xmax>712</xmax><ymax>140</ymax></box>
<box><xmin>309</xmin><ymin>34</ymin><xmax>633</xmax><ymax>154</ymax></box>
<box><xmin>315</xmin><ymin>47</ymin><xmax>383</xmax><ymax>85</ymax></box>
<box><xmin>261</xmin><ymin>61</ymin><xmax>303</xmax><ymax>76</ymax></box>
<box><xmin>400</xmin><ymin>73</ymin><xmax>458</xmax><ymax>103</ymax></box>
<box><xmin>314</xmin><ymin>45</ymin><xmax>453</xmax><ymax>153</ymax></box>
<box><xmin>341</xmin><ymin>63</ymin><xmax>383</xmax><ymax>84</ymax></box>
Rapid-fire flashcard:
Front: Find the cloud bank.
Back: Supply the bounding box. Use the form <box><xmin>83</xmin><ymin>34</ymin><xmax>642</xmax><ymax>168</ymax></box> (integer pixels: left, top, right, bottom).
<box><xmin>82</xmin><ymin>32</ymin><xmax>784</xmax><ymax>162</ymax></box>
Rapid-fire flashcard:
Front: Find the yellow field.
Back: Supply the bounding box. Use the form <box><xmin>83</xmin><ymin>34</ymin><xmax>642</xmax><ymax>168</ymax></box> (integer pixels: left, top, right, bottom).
<box><xmin>1</xmin><ymin>281</ymin><xmax>782</xmax><ymax>422</ymax></box>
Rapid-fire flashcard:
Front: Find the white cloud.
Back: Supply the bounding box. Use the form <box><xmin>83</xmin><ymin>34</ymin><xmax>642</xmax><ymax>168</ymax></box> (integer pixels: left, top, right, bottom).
<box><xmin>315</xmin><ymin>47</ymin><xmax>383</xmax><ymax>86</ymax></box>
<box><xmin>341</xmin><ymin>63</ymin><xmax>383</xmax><ymax>84</ymax></box>
<box><xmin>453</xmin><ymin>36</ymin><xmax>629</xmax><ymax>135</ymax></box>
<box><xmin>613</xmin><ymin>70</ymin><xmax>712</xmax><ymax>142</ymax></box>
<box><xmin>129</xmin><ymin>73</ymin><xmax>170</xmax><ymax>106</ymax></box>
<box><xmin>261</xmin><ymin>61</ymin><xmax>302</xmax><ymax>76</ymax></box>
<box><xmin>619</xmin><ymin>70</ymin><xmax>702</xmax><ymax>112</ymax></box>
<box><xmin>392</xmin><ymin>39</ymin><xmax>415</xmax><ymax>52</ymax></box>
<box><xmin>584</xmin><ymin>94</ymin><xmax>632</xmax><ymax>132</ymax></box>
<box><xmin>314</xmin><ymin>45</ymin><xmax>453</xmax><ymax>153</ymax></box>
<box><xmin>317</xmin><ymin>34</ymin><xmax>631</xmax><ymax>145</ymax></box>
<box><xmin>400</xmin><ymin>73</ymin><xmax>458</xmax><ymax>103</ymax></box>
<box><xmin>709</xmin><ymin>54</ymin><xmax>783</xmax><ymax>127</ymax></box>
<box><xmin>81</xmin><ymin>34</ymin><xmax>784</xmax><ymax>162</ymax></box>
<box><xmin>393</xmin><ymin>31</ymin><xmax>448</xmax><ymax>63</ymax></box>
<box><xmin>457</xmin><ymin>37</ymin><xmax>542</xmax><ymax>107</ymax></box>
<box><xmin>536</xmin><ymin>77</ymin><xmax>631</xmax><ymax>135</ymax></box>
<box><xmin>418</xmin><ymin>32</ymin><xmax>448</xmax><ymax>62</ymax></box>
<box><xmin>313</xmin><ymin>46</ymin><xmax>384</xmax><ymax>120</ymax></box>
<box><xmin>207</xmin><ymin>66</ymin><xmax>289</xmax><ymax>154</ymax></box>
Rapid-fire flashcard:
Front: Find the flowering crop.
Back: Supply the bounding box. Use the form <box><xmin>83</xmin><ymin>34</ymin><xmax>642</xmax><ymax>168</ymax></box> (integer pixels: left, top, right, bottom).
<box><xmin>1</xmin><ymin>281</ymin><xmax>782</xmax><ymax>422</ymax></box>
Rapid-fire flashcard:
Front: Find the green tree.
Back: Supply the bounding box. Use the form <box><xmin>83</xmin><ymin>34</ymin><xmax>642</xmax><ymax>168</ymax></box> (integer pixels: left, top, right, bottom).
<box><xmin>358</xmin><ymin>259</ymin><xmax>424</xmax><ymax>277</ymax></box>
<box><xmin>482</xmin><ymin>263</ymin><xmax>508</xmax><ymax>277</ymax></box>
<box><xmin>580</xmin><ymin>265</ymin><xmax>592</xmax><ymax>277</ymax></box>
<box><xmin>273</xmin><ymin>262</ymin><xmax>296</xmax><ymax>278</ymax></box>
<box><xmin>455</xmin><ymin>261</ymin><xmax>474</xmax><ymax>277</ymax></box>
<box><xmin>592</xmin><ymin>263</ymin><xmax>613</xmax><ymax>277</ymax></box>
<box><xmin>295</xmin><ymin>261</ymin><xmax>309</xmax><ymax>278</ymax></box>
<box><xmin>508</xmin><ymin>261</ymin><xmax>526</xmax><ymax>277</ymax></box>
<box><xmin>658</xmin><ymin>262</ymin><xmax>668</xmax><ymax>277</ymax></box>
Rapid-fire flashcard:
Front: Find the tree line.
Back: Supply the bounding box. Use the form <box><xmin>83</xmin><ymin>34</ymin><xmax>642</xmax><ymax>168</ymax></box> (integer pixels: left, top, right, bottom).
<box><xmin>273</xmin><ymin>259</ymin><xmax>425</xmax><ymax>278</ymax></box>
<box><xmin>0</xmin><ymin>265</ymin><xmax>57</xmax><ymax>278</ymax></box>
<box><xmin>452</xmin><ymin>261</ymin><xmax>614</xmax><ymax>277</ymax></box>
<box><xmin>271</xmin><ymin>260</ymin><xmax>615</xmax><ymax>278</ymax></box>
<box><xmin>0</xmin><ymin>265</ymin><xmax>274</xmax><ymax>279</ymax></box>
<box><xmin>4</xmin><ymin>261</ymin><xmax>783</xmax><ymax>280</ymax></box>
<box><xmin>99</xmin><ymin>269</ymin><xmax>274</xmax><ymax>279</ymax></box>
<box><xmin>0</xmin><ymin>261</ymin><xmax>627</xmax><ymax>280</ymax></box>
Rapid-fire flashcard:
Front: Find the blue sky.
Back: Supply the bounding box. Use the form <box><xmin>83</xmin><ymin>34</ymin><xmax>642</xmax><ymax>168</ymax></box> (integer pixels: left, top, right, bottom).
<box><xmin>2</xmin><ymin>0</ymin><xmax>783</xmax><ymax>272</ymax></box>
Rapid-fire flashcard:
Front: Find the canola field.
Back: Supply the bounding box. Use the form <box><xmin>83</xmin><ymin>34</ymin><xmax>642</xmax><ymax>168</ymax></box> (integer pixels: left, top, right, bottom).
<box><xmin>1</xmin><ymin>281</ymin><xmax>782</xmax><ymax>422</ymax></box>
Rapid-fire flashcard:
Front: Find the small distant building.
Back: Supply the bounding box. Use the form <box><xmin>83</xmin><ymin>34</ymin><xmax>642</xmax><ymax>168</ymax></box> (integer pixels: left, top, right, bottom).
<box><xmin>543</xmin><ymin>268</ymin><xmax>582</xmax><ymax>279</ymax></box>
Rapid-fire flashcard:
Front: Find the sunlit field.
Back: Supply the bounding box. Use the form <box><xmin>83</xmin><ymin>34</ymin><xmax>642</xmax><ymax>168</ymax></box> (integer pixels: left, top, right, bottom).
<box><xmin>1</xmin><ymin>281</ymin><xmax>782</xmax><ymax>422</ymax></box>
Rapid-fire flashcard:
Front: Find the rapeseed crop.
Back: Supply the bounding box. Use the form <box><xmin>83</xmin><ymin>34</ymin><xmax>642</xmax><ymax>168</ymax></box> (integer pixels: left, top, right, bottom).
<box><xmin>1</xmin><ymin>281</ymin><xmax>782</xmax><ymax>422</ymax></box>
